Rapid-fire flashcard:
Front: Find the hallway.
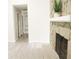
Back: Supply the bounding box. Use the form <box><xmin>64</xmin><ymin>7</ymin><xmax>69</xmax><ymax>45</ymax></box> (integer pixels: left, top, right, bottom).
<box><xmin>8</xmin><ymin>41</ymin><xmax>59</xmax><ymax>59</ymax></box>
<box><xmin>14</xmin><ymin>5</ymin><xmax>28</xmax><ymax>42</ymax></box>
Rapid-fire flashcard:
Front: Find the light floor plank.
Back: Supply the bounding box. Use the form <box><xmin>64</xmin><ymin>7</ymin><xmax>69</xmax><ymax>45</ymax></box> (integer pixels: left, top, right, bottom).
<box><xmin>8</xmin><ymin>36</ymin><xmax>59</xmax><ymax>59</ymax></box>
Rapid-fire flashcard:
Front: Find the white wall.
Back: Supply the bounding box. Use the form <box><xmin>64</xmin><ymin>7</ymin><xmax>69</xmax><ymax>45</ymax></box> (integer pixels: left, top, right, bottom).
<box><xmin>8</xmin><ymin>0</ymin><xmax>27</xmax><ymax>42</ymax></box>
<box><xmin>8</xmin><ymin>0</ymin><xmax>50</xmax><ymax>43</ymax></box>
<box><xmin>28</xmin><ymin>0</ymin><xmax>50</xmax><ymax>43</ymax></box>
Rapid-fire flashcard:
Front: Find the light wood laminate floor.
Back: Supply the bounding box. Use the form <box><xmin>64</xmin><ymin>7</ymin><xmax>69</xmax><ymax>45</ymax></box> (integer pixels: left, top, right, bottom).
<box><xmin>8</xmin><ymin>37</ymin><xmax>59</xmax><ymax>59</ymax></box>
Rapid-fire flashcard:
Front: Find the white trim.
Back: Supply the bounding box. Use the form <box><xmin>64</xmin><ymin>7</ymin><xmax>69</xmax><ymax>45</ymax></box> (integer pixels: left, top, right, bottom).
<box><xmin>50</xmin><ymin>15</ymin><xmax>71</xmax><ymax>22</ymax></box>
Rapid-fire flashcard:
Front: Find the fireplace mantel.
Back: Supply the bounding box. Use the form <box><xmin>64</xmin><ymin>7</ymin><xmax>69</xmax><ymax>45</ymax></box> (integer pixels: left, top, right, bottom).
<box><xmin>50</xmin><ymin>15</ymin><xmax>70</xmax><ymax>22</ymax></box>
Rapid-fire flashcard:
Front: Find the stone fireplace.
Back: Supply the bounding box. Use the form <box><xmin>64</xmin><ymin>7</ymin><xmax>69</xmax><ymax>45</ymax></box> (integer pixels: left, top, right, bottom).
<box><xmin>50</xmin><ymin>24</ymin><xmax>71</xmax><ymax>59</ymax></box>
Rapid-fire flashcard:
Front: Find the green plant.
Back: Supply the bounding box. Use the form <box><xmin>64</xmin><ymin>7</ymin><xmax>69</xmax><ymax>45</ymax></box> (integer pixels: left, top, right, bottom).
<box><xmin>54</xmin><ymin>0</ymin><xmax>62</xmax><ymax>13</ymax></box>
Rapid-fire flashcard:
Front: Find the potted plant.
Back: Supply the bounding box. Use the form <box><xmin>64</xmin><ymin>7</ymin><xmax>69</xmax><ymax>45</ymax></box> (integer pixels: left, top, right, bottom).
<box><xmin>54</xmin><ymin>0</ymin><xmax>62</xmax><ymax>17</ymax></box>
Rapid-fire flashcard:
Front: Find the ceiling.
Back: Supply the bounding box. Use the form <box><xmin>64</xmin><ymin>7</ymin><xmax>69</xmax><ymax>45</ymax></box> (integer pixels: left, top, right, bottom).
<box><xmin>14</xmin><ymin>5</ymin><xmax>27</xmax><ymax>10</ymax></box>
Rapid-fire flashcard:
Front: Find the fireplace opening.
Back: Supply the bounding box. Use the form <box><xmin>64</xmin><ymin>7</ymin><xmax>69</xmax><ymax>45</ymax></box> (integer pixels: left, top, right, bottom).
<box><xmin>55</xmin><ymin>33</ymin><xmax>68</xmax><ymax>59</ymax></box>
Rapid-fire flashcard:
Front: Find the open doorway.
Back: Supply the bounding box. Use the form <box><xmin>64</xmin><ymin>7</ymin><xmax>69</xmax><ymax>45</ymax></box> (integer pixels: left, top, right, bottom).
<box><xmin>14</xmin><ymin>5</ymin><xmax>28</xmax><ymax>42</ymax></box>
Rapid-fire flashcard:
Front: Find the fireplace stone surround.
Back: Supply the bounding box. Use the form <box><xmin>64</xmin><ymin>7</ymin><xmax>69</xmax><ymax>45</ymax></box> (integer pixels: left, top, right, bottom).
<box><xmin>50</xmin><ymin>25</ymin><xmax>71</xmax><ymax>59</ymax></box>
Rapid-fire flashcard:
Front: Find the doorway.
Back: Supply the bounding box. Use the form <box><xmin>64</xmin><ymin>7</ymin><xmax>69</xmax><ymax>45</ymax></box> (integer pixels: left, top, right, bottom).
<box><xmin>14</xmin><ymin>5</ymin><xmax>28</xmax><ymax>42</ymax></box>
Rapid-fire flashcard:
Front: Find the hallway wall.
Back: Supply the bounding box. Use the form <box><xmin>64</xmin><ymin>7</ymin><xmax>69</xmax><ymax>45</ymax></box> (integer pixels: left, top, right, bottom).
<box><xmin>22</xmin><ymin>10</ymin><xmax>28</xmax><ymax>34</ymax></box>
<box><xmin>8</xmin><ymin>0</ymin><xmax>27</xmax><ymax>42</ymax></box>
